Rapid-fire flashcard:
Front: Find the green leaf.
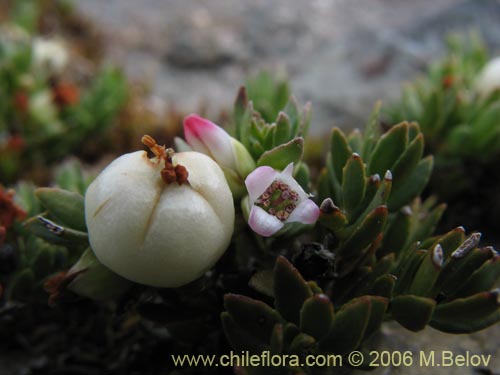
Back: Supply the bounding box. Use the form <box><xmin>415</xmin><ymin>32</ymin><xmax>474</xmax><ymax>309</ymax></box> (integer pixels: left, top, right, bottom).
<box><xmin>31</xmin><ymin>247</ymin><xmax>55</xmax><ymax>278</ymax></box>
<box><xmin>428</xmin><ymin>227</ymin><xmax>466</xmax><ymax>260</ymax></box>
<box><xmin>273</xmin><ymin>112</ymin><xmax>291</xmax><ymax>146</ymax></box>
<box><xmin>224</xmin><ymin>294</ymin><xmax>284</xmax><ymax>343</ymax></box>
<box><xmin>249</xmin><ymin>270</ymin><xmax>274</xmax><ymax>298</ymax></box>
<box><xmin>221</xmin><ymin>312</ymin><xmax>269</xmax><ymax>353</ymax></box>
<box><xmin>387</xmin><ymin>156</ymin><xmax>433</xmax><ymax>211</ymax></box>
<box><xmin>288</xmin><ymin>333</ymin><xmax>316</xmax><ymax>355</ymax></box>
<box><xmin>435</xmin><ymin>246</ymin><xmax>494</xmax><ymax>298</ymax></box>
<box><xmin>390</xmin><ymin>133</ymin><xmax>424</xmax><ymax>191</ymax></box>
<box><xmin>330</xmin><ymin>128</ymin><xmax>352</xmax><ymax>184</ymax></box>
<box><xmin>293</xmin><ymin>162</ymin><xmax>310</xmax><ymax>192</ymax></box>
<box><xmin>453</xmin><ymin>256</ymin><xmax>500</xmax><ymax>298</ymax></box>
<box><xmin>381</xmin><ymin>207</ymin><xmax>412</xmax><ymax>256</ymax></box>
<box><xmin>274</xmin><ymin>256</ymin><xmax>313</xmax><ymax>325</ymax></box>
<box><xmin>319</xmin><ymin>296</ymin><xmax>371</xmax><ymax>354</ymax></box>
<box><xmin>430</xmin><ymin>291</ymin><xmax>500</xmax><ymax>333</ymax></box>
<box><xmin>408</xmin><ymin>244</ymin><xmax>444</xmax><ymax>297</ymax></box>
<box><xmin>300</xmin><ymin>294</ymin><xmax>334</xmax><ymax>340</ymax></box>
<box><xmin>35</xmin><ymin>188</ymin><xmax>86</xmax><ymax>231</ymax></box>
<box><xmin>364</xmin><ymin>296</ymin><xmax>388</xmax><ymax>340</ymax></box>
<box><xmin>361</xmin><ymin>101</ymin><xmax>382</xmax><ymax>159</ymax></box>
<box><xmin>256</xmin><ymin>138</ymin><xmax>304</xmax><ymax>170</ymax></box>
<box><xmin>410</xmin><ymin>202</ymin><xmax>446</xmax><ymax>243</ymax></box>
<box><xmin>318</xmin><ymin>198</ymin><xmax>348</xmax><ymax>234</ymax></box>
<box><xmin>371</xmin><ymin>274</ymin><xmax>396</xmax><ymax>298</ymax></box>
<box><xmin>338</xmin><ymin>206</ymin><xmax>388</xmax><ymax>260</ymax></box>
<box><xmin>391</xmin><ymin>295</ymin><xmax>436</xmax><ymax>331</ymax></box>
<box><xmin>348</xmin><ymin>171</ymin><xmax>392</xmax><ymax>229</ymax></box>
<box><xmin>24</xmin><ymin>215</ymin><xmax>89</xmax><ymax>246</ymax></box>
<box><xmin>342</xmin><ymin>153</ymin><xmax>367</xmax><ymax>215</ymax></box>
<box><xmin>368</xmin><ymin>122</ymin><xmax>408</xmax><ymax>176</ymax></box>
<box><xmin>270</xmin><ymin>324</ymin><xmax>283</xmax><ymax>354</ymax></box>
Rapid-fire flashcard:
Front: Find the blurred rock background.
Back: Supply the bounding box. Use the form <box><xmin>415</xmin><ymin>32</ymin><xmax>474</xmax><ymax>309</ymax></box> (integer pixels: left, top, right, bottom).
<box><xmin>76</xmin><ymin>0</ymin><xmax>500</xmax><ymax>135</ymax></box>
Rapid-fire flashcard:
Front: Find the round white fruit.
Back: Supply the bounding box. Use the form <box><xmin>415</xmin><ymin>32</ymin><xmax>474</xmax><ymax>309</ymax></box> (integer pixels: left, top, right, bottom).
<box><xmin>84</xmin><ymin>150</ymin><xmax>234</xmax><ymax>287</ymax></box>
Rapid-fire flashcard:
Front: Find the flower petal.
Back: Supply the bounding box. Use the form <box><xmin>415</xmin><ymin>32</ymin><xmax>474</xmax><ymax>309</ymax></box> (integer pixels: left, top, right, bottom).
<box><xmin>183</xmin><ymin>114</ymin><xmax>235</xmax><ymax>168</ymax></box>
<box><xmin>286</xmin><ymin>199</ymin><xmax>320</xmax><ymax>225</ymax></box>
<box><xmin>245</xmin><ymin>166</ymin><xmax>278</xmax><ymax>203</ymax></box>
<box><xmin>248</xmin><ymin>205</ymin><xmax>284</xmax><ymax>237</ymax></box>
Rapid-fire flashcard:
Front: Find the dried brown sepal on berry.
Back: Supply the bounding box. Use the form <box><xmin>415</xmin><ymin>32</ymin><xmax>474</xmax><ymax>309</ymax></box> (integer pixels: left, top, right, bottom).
<box><xmin>141</xmin><ymin>135</ymin><xmax>190</xmax><ymax>186</ymax></box>
<box><xmin>44</xmin><ymin>269</ymin><xmax>88</xmax><ymax>306</ymax></box>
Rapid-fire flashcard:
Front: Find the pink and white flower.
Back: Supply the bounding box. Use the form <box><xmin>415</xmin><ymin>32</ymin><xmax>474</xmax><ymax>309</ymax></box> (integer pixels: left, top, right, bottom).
<box><xmin>245</xmin><ymin>163</ymin><xmax>320</xmax><ymax>237</ymax></box>
<box><xmin>183</xmin><ymin>114</ymin><xmax>255</xmax><ymax>197</ymax></box>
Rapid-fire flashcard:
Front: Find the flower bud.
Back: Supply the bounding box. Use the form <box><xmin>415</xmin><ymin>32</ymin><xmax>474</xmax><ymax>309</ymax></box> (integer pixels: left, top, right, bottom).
<box><xmin>85</xmin><ymin>139</ymin><xmax>235</xmax><ymax>288</ymax></box>
<box><xmin>183</xmin><ymin>114</ymin><xmax>255</xmax><ymax>198</ymax></box>
<box><xmin>475</xmin><ymin>56</ymin><xmax>500</xmax><ymax>97</ymax></box>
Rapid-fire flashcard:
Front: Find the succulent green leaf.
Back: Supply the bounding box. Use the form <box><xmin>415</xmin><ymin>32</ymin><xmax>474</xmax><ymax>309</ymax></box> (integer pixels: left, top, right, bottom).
<box><xmin>430</xmin><ymin>291</ymin><xmax>500</xmax><ymax>333</ymax></box>
<box><xmin>274</xmin><ymin>256</ymin><xmax>313</xmax><ymax>325</ymax></box>
<box><xmin>256</xmin><ymin>138</ymin><xmax>303</xmax><ymax>170</ymax></box>
<box><xmin>31</xmin><ymin>247</ymin><xmax>55</xmax><ymax>278</ymax></box>
<box><xmin>338</xmin><ymin>206</ymin><xmax>388</xmax><ymax>259</ymax></box>
<box><xmin>318</xmin><ymin>198</ymin><xmax>348</xmax><ymax>234</ymax></box>
<box><xmin>319</xmin><ymin>296</ymin><xmax>371</xmax><ymax>355</ymax></box>
<box><xmin>300</xmin><ymin>294</ymin><xmax>335</xmax><ymax>340</ymax></box>
<box><xmin>393</xmin><ymin>250</ymin><xmax>426</xmax><ymax>295</ymax></box>
<box><xmin>347</xmin><ymin>129</ymin><xmax>363</xmax><ymax>154</ymax></box>
<box><xmin>390</xmin><ymin>133</ymin><xmax>424</xmax><ymax>191</ymax></box>
<box><xmin>381</xmin><ymin>207</ymin><xmax>412</xmax><ymax>256</ymax></box>
<box><xmin>435</xmin><ymin>247</ymin><xmax>495</xmax><ymax>298</ymax></box>
<box><xmin>364</xmin><ymin>296</ymin><xmax>389</xmax><ymax>340</ymax></box>
<box><xmin>428</xmin><ymin>227</ymin><xmax>466</xmax><ymax>260</ymax></box>
<box><xmin>293</xmin><ymin>162</ymin><xmax>310</xmax><ymax>192</ymax></box>
<box><xmin>330</xmin><ymin>128</ymin><xmax>352</xmax><ymax>184</ymax></box>
<box><xmin>288</xmin><ymin>333</ymin><xmax>316</xmax><ymax>355</ymax></box>
<box><xmin>35</xmin><ymin>188</ymin><xmax>86</xmax><ymax>231</ymax></box>
<box><xmin>410</xmin><ymin>202</ymin><xmax>446</xmax><ymax>243</ymax></box>
<box><xmin>234</xmin><ymin>86</ymin><xmax>249</xmax><ymax>142</ymax></box>
<box><xmin>283</xmin><ymin>323</ymin><xmax>301</xmax><ymax>352</ymax></box>
<box><xmin>221</xmin><ymin>312</ymin><xmax>269</xmax><ymax>353</ymax></box>
<box><xmin>387</xmin><ymin>156</ymin><xmax>433</xmax><ymax>211</ymax></box>
<box><xmin>283</xmin><ymin>96</ymin><xmax>300</xmax><ymax>136</ymax></box>
<box><xmin>361</xmin><ymin>101</ymin><xmax>382</xmax><ymax>158</ymax></box>
<box><xmin>24</xmin><ymin>215</ymin><xmax>89</xmax><ymax>246</ymax></box>
<box><xmin>317</xmin><ymin>168</ymin><xmax>332</xmax><ymax>202</ymax></box>
<box><xmin>270</xmin><ymin>324</ymin><xmax>284</xmax><ymax>354</ymax></box>
<box><xmin>368</xmin><ymin>122</ymin><xmax>408</xmax><ymax>176</ymax></box>
<box><xmin>349</xmin><ymin>172</ymin><xmax>391</xmax><ymax>230</ymax></box>
<box><xmin>273</xmin><ymin>112</ymin><xmax>291</xmax><ymax>146</ymax></box>
<box><xmin>249</xmin><ymin>269</ymin><xmax>274</xmax><ymax>298</ymax></box>
<box><xmin>342</xmin><ymin>153</ymin><xmax>367</xmax><ymax>215</ymax></box>
<box><xmin>391</xmin><ymin>295</ymin><xmax>436</xmax><ymax>331</ymax></box>
<box><xmin>371</xmin><ymin>274</ymin><xmax>396</xmax><ymax>298</ymax></box>
<box><xmin>408</xmin><ymin>244</ymin><xmax>444</xmax><ymax>297</ymax></box>
<box><xmin>224</xmin><ymin>294</ymin><xmax>284</xmax><ymax>343</ymax></box>
<box><xmin>453</xmin><ymin>256</ymin><xmax>500</xmax><ymax>298</ymax></box>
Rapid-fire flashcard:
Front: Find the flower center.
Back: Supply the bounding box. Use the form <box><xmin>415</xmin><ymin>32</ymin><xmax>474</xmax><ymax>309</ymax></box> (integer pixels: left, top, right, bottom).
<box><xmin>255</xmin><ymin>179</ymin><xmax>299</xmax><ymax>221</ymax></box>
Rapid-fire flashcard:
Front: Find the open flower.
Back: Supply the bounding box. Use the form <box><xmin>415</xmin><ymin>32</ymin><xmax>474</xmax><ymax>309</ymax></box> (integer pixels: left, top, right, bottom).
<box><xmin>245</xmin><ymin>163</ymin><xmax>320</xmax><ymax>237</ymax></box>
<box><xmin>183</xmin><ymin>114</ymin><xmax>255</xmax><ymax>197</ymax></box>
